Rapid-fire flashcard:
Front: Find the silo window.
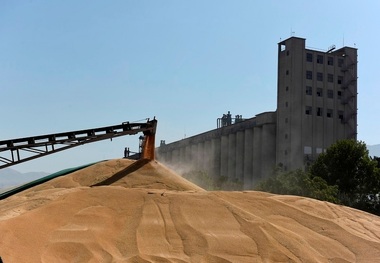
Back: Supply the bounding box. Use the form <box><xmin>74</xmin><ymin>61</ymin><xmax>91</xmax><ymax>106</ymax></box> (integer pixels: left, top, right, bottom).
<box><xmin>338</xmin><ymin>111</ymin><xmax>344</xmax><ymax>121</ymax></box>
<box><xmin>316</xmin><ymin>88</ymin><xmax>323</xmax><ymax>97</ymax></box>
<box><xmin>338</xmin><ymin>76</ymin><xmax>343</xmax><ymax>84</ymax></box>
<box><xmin>305</xmin><ymin>106</ymin><xmax>312</xmax><ymax>115</ymax></box>
<box><xmin>306</xmin><ymin>71</ymin><xmax>313</xmax><ymax>80</ymax></box>
<box><xmin>317</xmin><ymin>72</ymin><xmax>323</xmax><ymax>81</ymax></box>
<box><xmin>338</xmin><ymin>58</ymin><xmax>344</xmax><ymax>67</ymax></box>
<box><xmin>317</xmin><ymin>55</ymin><xmax>324</xmax><ymax>64</ymax></box>
<box><xmin>328</xmin><ymin>57</ymin><xmax>334</xmax><ymax>66</ymax></box>
<box><xmin>328</xmin><ymin>74</ymin><xmax>334</xmax><ymax>82</ymax></box>
<box><xmin>327</xmin><ymin>109</ymin><xmax>333</xmax><ymax>118</ymax></box>
<box><xmin>306</xmin><ymin>86</ymin><xmax>312</xmax><ymax>95</ymax></box>
<box><xmin>306</xmin><ymin>53</ymin><xmax>313</xmax><ymax>62</ymax></box>
<box><xmin>317</xmin><ymin>108</ymin><xmax>323</xmax><ymax>117</ymax></box>
<box><xmin>327</xmin><ymin>90</ymin><xmax>334</xmax><ymax>98</ymax></box>
<box><xmin>304</xmin><ymin>146</ymin><xmax>312</xmax><ymax>154</ymax></box>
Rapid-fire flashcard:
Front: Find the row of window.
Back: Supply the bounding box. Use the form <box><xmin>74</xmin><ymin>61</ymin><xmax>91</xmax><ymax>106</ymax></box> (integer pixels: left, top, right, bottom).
<box><xmin>285</xmin><ymin>69</ymin><xmax>344</xmax><ymax>84</ymax></box>
<box><xmin>304</xmin><ymin>146</ymin><xmax>325</xmax><ymax>155</ymax></box>
<box><xmin>284</xmin><ymin>85</ymin><xmax>342</xmax><ymax>99</ymax></box>
<box><xmin>305</xmin><ymin>86</ymin><xmax>342</xmax><ymax>99</ymax></box>
<box><xmin>306</xmin><ymin>70</ymin><xmax>343</xmax><ymax>83</ymax></box>
<box><xmin>283</xmin><ymin>146</ymin><xmax>325</xmax><ymax>156</ymax></box>
<box><xmin>306</xmin><ymin>53</ymin><xmax>344</xmax><ymax>67</ymax></box>
<box><xmin>305</xmin><ymin>106</ymin><xmax>344</xmax><ymax>119</ymax></box>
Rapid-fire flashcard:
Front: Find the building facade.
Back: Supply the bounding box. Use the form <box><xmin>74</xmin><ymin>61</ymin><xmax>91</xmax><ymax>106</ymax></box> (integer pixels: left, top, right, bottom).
<box><xmin>157</xmin><ymin>36</ymin><xmax>358</xmax><ymax>188</ymax></box>
<box><xmin>276</xmin><ymin>37</ymin><xmax>357</xmax><ymax>171</ymax></box>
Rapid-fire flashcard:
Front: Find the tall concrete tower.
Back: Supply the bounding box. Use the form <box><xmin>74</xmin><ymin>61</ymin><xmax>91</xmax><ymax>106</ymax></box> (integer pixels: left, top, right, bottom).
<box><xmin>276</xmin><ymin>37</ymin><xmax>358</xmax><ymax>171</ymax></box>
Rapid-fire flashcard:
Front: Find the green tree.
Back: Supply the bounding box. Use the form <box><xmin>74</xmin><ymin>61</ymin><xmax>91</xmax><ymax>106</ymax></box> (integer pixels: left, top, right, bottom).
<box><xmin>309</xmin><ymin>139</ymin><xmax>380</xmax><ymax>212</ymax></box>
<box><xmin>256</xmin><ymin>168</ymin><xmax>339</xmax><ymax>203</ymax></box>
<box><xmin>305</xmin><ymin>176</ymin><xmax>339</xmax><ymax>203</ymax></box>
<box><xmin>373</xmin><ymin>156</ymin><xmax>380</xmax><ymax>169</ymax></box>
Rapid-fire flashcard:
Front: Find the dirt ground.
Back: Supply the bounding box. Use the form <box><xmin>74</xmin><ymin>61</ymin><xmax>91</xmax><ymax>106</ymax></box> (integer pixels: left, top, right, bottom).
<box><xmin>0</xmin><ymin>159</ymin><xmax>379</xmax><ymax>262</ymax></box>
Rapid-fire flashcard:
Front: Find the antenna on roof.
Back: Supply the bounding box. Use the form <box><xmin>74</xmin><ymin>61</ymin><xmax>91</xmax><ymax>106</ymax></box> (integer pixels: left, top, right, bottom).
<box><xmin>290</xmin><ymin>27</ymin><xmax>295</xmax><ymax>37</ymax></box>
<box><xmin>327</xmin><ymin>44</ymin><xmax>336</xmax><ymax>53</ymax></box>
<box><xmin>343</xmin><ymin>34</ymin><xmax>345</xmax><ymax>46</ymax></box>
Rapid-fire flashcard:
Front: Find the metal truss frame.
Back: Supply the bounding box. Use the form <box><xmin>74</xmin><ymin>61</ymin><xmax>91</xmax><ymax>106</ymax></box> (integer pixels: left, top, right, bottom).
<box><xmin>0</xmin><ymin>119</ymin><xmax>157</xmax><ymax>169</ymax></box>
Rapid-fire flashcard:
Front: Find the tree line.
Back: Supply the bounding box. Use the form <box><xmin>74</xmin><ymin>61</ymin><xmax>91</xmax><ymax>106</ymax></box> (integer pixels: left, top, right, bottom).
<box><xmin>256</xmin><ymin>139</ymin><xmax>380</xmax><ymax>215</ymax></box>
<box><xmin>183</xmin><ymin>139</ymin><xmax>380</xmax><ymax>215</ymax></box>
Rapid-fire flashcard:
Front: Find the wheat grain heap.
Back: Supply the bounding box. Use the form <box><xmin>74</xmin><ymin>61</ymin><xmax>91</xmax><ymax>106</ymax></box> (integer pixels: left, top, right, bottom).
<box><xmin>0</xmin><ymin>159</ymin><xmax>380</xmax><ymax>262</ymax></box>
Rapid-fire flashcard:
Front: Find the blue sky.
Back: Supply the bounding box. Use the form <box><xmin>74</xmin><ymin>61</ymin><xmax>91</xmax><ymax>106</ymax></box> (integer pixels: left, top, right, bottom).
<box><xmin>1</xmin><ymin>1</ymin><xmax>379</xmax><ymax>173</ymax></box>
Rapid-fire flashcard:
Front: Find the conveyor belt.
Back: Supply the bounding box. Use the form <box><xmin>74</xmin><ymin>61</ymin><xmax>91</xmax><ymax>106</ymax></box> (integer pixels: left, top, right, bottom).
<box><xmin>0</xmin><ymin>118</ymin><xmax>157</xmax><ymax>169</ymax></box>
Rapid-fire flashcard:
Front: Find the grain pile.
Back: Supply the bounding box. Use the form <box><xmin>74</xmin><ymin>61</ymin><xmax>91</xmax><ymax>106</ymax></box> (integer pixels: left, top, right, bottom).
<box><xmin>0</xmin><ymin>159</ymin><xmax>379</xmax><ymax>262</ymax></box>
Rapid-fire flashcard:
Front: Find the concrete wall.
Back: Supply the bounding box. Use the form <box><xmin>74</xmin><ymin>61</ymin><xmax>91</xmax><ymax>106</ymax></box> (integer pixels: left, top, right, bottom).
<box><xmin>157</xmin><ymin>112</ymin><xmax>277</xmax><ymax>188</ymax></box>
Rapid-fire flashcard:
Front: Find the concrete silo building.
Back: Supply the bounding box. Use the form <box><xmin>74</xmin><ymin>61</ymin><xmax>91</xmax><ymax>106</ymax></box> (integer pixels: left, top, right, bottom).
<box><xmin>157</xmin><ymin>36</ymin><xmax>358</xmax><ymax>188</ymax></box>
<box><xmin>276</xmin><ymin>37</ymin><xmax>358</xmax><ymax>172</ymax></box>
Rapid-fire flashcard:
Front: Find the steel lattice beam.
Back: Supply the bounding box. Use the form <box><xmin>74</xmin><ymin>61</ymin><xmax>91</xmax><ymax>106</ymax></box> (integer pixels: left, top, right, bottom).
<box><xmin>0</xmin><ymin>118</ymin><xmax>157</xmax><ymax>169</ymax></box>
